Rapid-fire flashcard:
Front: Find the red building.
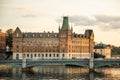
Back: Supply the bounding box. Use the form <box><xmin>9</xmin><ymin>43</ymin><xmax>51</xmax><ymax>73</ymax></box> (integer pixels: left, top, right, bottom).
<box><xmin>12</xmin><ymin>17</ymin><xmax>94</xmax><ymax>59</ymax></box>
<box><xmin>0</xmin><ymin>29</ymin><xmax>6</xmax><ymax>53</ymax></box>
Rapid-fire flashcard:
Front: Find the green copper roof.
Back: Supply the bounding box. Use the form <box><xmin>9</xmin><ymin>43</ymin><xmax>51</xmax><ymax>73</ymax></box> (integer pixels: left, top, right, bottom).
<box><xmin>61</xmin><ymin>17</ymin><xmax>70</xmax><ymax>30</ymax></box>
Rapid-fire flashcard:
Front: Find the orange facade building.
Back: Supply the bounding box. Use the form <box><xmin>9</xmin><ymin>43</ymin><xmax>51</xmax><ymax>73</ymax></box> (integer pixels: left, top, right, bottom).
<box><xmin>12</xmin><ymin>17</ymin><xmax>94</xmax><ymax>59</ymax></box>
<box><xmin>0</xmin><ymin>29</ymin><xmax>6</xmax><ymax>53</ymax></box>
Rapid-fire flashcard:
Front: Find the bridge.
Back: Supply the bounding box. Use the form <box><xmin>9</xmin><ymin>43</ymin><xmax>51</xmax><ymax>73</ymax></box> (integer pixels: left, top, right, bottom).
<box><xmin>0</xmin><ymin>59</ymin><xmax>120</xmax><ymax>68</ymax></box>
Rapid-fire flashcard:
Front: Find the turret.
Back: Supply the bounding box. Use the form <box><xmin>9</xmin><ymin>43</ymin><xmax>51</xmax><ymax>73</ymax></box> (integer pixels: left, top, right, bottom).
<box><xmin>61</xmin><ymin>17</ymin><xmax>70</xmax><ymax>30</ymax></box>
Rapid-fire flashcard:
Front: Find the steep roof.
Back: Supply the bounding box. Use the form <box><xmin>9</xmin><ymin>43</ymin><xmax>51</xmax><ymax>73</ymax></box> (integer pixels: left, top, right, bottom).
<box><xmin>85</xmin><ymin>29</ymin><xmax>94</xmax><ymax>38</ymax></box>
<box><xmin>13</xmin><ymin>27</ymin><xmax>23</xmax><ymax>37</ymax></box>
<box><xmin>94</xmin><ymin>43</ymin><xmax>106</xmax><ymax>49</ymax></box>
<box><xmin>61</xmin><ymin>17</ymin><xmax>70</xmax><ymax>30</ymax></box>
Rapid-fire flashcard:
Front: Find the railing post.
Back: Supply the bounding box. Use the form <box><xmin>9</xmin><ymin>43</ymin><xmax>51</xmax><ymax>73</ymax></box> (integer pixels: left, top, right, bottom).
<box><xmin>22</xmin><ymin>54</ymin><xmax>26</xmax><ymax>69</ymax></box>
<box><xmin>89</xmin><ymin>38</ymin><xmax>94</xmax><ymax>71</ymax></box>
<box><xmin>22</xmin><ymin>58</ymin><xmax>26</xmax><ymax>69</ymax></box>
<box><xmin>89</xmin><ymin>53</ymin><xmax>94</xmax><ymax>71</ymax></box>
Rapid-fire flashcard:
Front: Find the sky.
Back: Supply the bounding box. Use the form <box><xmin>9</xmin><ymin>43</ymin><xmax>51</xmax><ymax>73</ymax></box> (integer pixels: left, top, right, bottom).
<box><xmin>0</xmin><ymin>0</ymin><xmax>120</xmax><ymax>46</ymax></box>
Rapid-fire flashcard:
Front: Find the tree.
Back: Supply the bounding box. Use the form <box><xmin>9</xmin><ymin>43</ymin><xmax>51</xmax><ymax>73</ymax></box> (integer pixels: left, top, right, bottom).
<box><xmin>111</xmin><ymin>47</ymin><xmax>120</xmax><ymax>55</ymax></box>
<box><xmin>6</xmin><ymin>29</ymin><xmax>13</xmax><ymax>50</ymax></box>
<box><xmin>94</xmin><ymin>52</ymin><xmax>105</xmax><ymax>58</ymax></box>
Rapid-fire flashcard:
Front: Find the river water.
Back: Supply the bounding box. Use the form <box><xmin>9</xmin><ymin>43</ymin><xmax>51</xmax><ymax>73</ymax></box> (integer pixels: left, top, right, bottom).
<box><xmin>0</xmin><ymin>65</ymin><xmax>120</xmax><ymax>80</ymax></box>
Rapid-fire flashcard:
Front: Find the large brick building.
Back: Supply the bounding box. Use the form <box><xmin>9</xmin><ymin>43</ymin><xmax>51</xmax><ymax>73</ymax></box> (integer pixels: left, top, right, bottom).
<box><xmin>0</xmin><ymin>29</ymin><xmax>6</xmax><ymax>53</ymax></box>
<box><xmin>12</xmin><ymin>17</ymin><xmax>94</xmax><ymax>59</ymax></box>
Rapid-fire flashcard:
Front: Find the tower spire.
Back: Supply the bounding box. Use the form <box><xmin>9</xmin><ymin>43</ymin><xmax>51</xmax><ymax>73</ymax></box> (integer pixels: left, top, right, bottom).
<box><xmin>59</xmin><ymin>24</ymin><xmax>61</xmax><ymax>31</ymax></box>
<box><xmin>61</xmin><ymin>16</ymin><xmax>70</xmax><ymax>30</ymax></box>
<box><xmin>71</xmin><ymin>25</ymin><xmax>73</xmax><ymax>31</ymax></box>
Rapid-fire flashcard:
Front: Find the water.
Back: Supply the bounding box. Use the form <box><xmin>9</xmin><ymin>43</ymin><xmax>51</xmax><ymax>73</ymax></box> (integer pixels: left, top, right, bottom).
<box><xmin>0</xmin><ymin>65</ymin><xmax>120</xmax><ymax>80</ymax></box>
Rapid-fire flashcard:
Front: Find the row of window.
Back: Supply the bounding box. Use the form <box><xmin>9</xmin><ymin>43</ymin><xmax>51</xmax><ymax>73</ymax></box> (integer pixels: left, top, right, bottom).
<box><xmin>70</xmin><ymin>46</ymin><xmax>89</xmax><ymax>49</ymax></box>
<box><xmin>16</xmin><ymin>53</ymin><xmax>88</xmax><ymax>59</ymax></box>
<box><xmin>0</xmin><ymin>36</ymin><xmax>5</xmax><ymax>41</ymax></box>
<box><xmin>15</xmin><ymin>40</ymin><xmax>89</xmax><ymax>45</ymax></box>
<box><xmin>69</xmin><ymin>53</ymin><xmax>89</xmax><ymax>57</ymax></box>
<box><xmin>23</xmin><ymin>53</ymin><xmax>65</xmax><ymax>58</ymax></box>
<box><xmin>16</xmin><ymin>48</ymin><xmax>89</xmax><ymax>53</ymax></box>
<box><xmin>24</xmin><ymin>33</ymin><xmax>57</xmax><ymax>37</ymax></box>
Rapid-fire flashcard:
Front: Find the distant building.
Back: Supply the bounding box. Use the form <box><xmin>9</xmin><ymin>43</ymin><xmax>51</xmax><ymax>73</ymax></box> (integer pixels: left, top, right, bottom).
<box><xmin>111</xmin><ymin>46</ymin><xmax>120</xmax><ymax>59</ymax></box>
<box><xmin>0</xmin><ymin>29</ymin><xmax>6</xmax><ymax>53</ymax></box>
<box><xmin>12</xmin><ymin>17</ymin><xmax>94</xmax><ymax>59</ymax></box>
<box><xmin>94</xmin><ymin>43</ymin><xmax>112</xmax><ymax>59</ymax></box>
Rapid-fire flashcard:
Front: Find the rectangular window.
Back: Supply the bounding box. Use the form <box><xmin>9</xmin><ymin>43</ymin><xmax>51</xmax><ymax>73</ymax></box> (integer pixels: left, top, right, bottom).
<box><xmin>34</xmin><ymin>54</ymin><xmax>36</xmax><ymax>57</ymax></box>
<box><xmin>53</xmin><ymin>54</ymin><xmax>55</xmax><ymax>57</ymax></box>
<box><xmin>42</xmin><ymin>54</ymin><xmax>44</xmax><ymax>57</ymax></box>
<box><xmin>49</xmin><ymin>54</ymin><xmax>51</xmax><ymax>57</ymax></box>
<box><xmin>27</xmin><ymin>54</ymin><xmax>29</xmax><ymax>57</ymax></box>
<box><xmin>16</xmin><ymin>45</ymin><xmax>19</xmax><ymax>48</ymax></box>
<box><xmin>57</xmin><ymin>54</ymin><xmax>59</xmax><ymax>57</ymax></box>
<box><xmin>46</xmin><ymin>54</ymin><xmax>48</xmax><ymax>57</ymax></box>
<box><xmin>69</xmin><ymin>54</ymin><xmax>71</xmax><ymax>57</ymax></box>
<box><xmin>23</xmin><ymin>54</ymin><xmax>26</xmax><ymax>58</ymax></box>
<box><xmin>62</xmin><ymin>54</ymin><xmax>64</xmax><ymax>57</ymax></box>
<box><xmin>38</xmin><ymin>54</ymin><xmax>40</xmax><ymax>57</ymax></box>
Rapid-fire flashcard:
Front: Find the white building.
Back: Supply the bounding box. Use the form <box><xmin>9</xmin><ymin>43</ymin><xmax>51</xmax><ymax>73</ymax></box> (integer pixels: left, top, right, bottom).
<box><xmin>94</xmin><ymin>43</ymin><xmax>111</xmax><ymax>59</ymax></box>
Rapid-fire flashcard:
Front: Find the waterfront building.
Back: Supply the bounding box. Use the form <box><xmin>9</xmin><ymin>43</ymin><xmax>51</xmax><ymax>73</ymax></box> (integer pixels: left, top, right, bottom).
<box><xmin>12</xmin><ymin>17</ymin><xmax>94</xmax><ymax>59</ymax></box>
<box><xmin>0</xmin><ymin>29</ymin><xmax>6</xmax><ymax>53</ymax></box>
<box><xmin>94</xmin><ymin>43</ymin><xmax>111</xmax><ymax>59</ymax></box>
<box><xmin>111</xmin><ymin>46</ymin><xmax>120</xmax><ymax>59</ymax></box>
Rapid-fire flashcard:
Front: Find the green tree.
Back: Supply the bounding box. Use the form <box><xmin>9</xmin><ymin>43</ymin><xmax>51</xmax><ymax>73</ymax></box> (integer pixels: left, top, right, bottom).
<box><xmin>111</xmin><ymin>47</ymin><xmax>120</xmax><ymax>55</ymax></box>
<box><xmin>6</xmin><ymin>29</ymin><xmax>13</xmax><ymax>50</ymax></box>
<box><xmin>94</xmin><ymin>52</ymin><xmax>105</xmax><ymax>58</ymax></box>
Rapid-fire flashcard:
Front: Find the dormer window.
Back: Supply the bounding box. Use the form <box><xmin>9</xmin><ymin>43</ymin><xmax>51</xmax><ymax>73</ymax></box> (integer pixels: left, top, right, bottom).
<box><xmin>33</xmin><ymin>34</ymin><xmax>35</xmax><ymax>37</ymax></box>
<box><xmin>40</xmin><ymin>34</ymin><xmax>42</xmax><ymax>37</ymax></box>
<box><xmin>48</xmin><ymin>34</ymin><xmax>50</xmax><ymax>37</ymax></box>
<box><xmin>55</xmin><ymin>34</ymin><xmax>57</xmax><ymax>37</ymax></box>
<box><xmin>25</xmin><ymin>34</ymin><xmax>27</xmax><ymax>37</ymax></box>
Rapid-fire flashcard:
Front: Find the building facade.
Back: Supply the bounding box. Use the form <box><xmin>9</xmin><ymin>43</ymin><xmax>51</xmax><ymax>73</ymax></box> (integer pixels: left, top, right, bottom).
<box><xmin>12</xmin><ymin>17</ymin><xmax>94</xmax><ymax>59</ymax></box>
<box><xmin>94</xmin><ymin>43</ymin><xmax>111</xmax><ymax>59</ymax></box>
<box><xmin>0</xmin><ymin>29</ymin><xmax>6</xmax><ymax>53</ymax></box>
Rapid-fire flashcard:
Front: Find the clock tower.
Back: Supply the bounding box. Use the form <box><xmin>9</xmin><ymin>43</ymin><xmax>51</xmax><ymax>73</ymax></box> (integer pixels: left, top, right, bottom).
<box><xmin>59</xmin><ymin>17</ymin><xmax>72</xmax><ymax>58</ymax></box>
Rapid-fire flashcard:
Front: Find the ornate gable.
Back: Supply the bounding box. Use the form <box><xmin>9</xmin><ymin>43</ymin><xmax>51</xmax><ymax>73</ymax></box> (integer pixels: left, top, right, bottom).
<box><xmin>13</xmin><ymin>27</ymin><xmax>23</xmax><ymax>37</ymax></box>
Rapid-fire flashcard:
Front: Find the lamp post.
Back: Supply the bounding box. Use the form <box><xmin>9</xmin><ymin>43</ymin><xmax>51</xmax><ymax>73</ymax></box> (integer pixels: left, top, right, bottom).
<box><xmin>6</xmin><ymin>45</ymin><xmax>9</xmax><ymax>52</ymax></box>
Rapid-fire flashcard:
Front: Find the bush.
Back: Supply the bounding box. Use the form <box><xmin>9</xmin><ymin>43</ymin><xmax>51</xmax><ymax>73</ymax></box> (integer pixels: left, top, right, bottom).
<box><xmin>94</xmin><ymin>52</ymin><xmax>105</xmax><ymax>58</ymax></box>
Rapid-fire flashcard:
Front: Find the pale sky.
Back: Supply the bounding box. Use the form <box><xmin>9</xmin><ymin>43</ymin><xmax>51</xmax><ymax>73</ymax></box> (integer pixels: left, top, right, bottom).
<box><xmin>0</xmin><ymin>0</ymin><xmax>120</xmax><ymax>46</ymax></box>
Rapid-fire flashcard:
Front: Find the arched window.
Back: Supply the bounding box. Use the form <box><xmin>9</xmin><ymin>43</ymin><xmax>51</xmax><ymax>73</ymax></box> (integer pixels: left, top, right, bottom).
<box><xmin>16</xmin><ymin>54</ymin><xmax>19</xmax><ymax>59</ymax></box>
<box><xmin>53</xmin><ymin>54</ymin><xmax>55</xmax><ymax>57</ymax></box>
<box><xmin>16</xmin><ymin>33</ymin><xmax>19</xmax><ymax>37</ymax></box>
<box><xmin>16</xmin><ymin>45</ymin><xmax>19</xmax><ymax>48</ymax></box>
<box><xmin>38</xmin><ymin>54</ymin><xmax>40</xmax><ymax>57</ymax></box>
<box><xmin>57</xmin><ymin>54</ymin><xmax>59</xmax><ymax>57</ymax></box>
<box><xmin>42</xmin><ymin>54</ymin><xmax>44</xmax><ymax>57</ymax></box>
<box><xmin>49</xmin><ymin>54</ymin><xmax>51</xmax><ymax>57</ymax></box>
<box><xmin>23</xmin><ymin>54</ymin><xmax>26</xmax><ymax>58</ymax></box>
<box><xmin>34</xmin><ymin>54</ymin><xmax>36</xmax><ymax>57</ymax></box>
<box><xmin>27</xmin><ymin>54</ymin><xmax>29</xmax><ymax>57</ymax></box>
<box><xmin>46</xmin><ymin>54</ymin><xmax>48</xmax><ymax>57</ymax></box>
<box><xmin>62</xmin><ymin>54</ymin><xmax>64</xmax><ymax>57</ymax></box>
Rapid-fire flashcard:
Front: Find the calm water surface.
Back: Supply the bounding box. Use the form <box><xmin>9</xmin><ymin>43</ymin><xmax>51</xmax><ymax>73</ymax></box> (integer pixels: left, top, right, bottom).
<box><xmin>0</xmin><ymin>65</ymin><xmax>120</xmax><ymax>80</ymax></box>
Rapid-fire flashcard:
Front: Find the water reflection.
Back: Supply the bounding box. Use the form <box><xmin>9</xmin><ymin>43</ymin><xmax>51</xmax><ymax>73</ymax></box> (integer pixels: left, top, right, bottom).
<box><xmin>25</xmin><ymin>66</ymin><xmax>89</xmax><ymax>80</ymax></box>
<box><xmin>95</xmin><ymin>68</ymin><xmax>120</xmax><ymax>79</ymax></box>
<box><xmin>0</xmin><ymin>65</ymin><xmax>120</xmax><ymax>80</ymax></box>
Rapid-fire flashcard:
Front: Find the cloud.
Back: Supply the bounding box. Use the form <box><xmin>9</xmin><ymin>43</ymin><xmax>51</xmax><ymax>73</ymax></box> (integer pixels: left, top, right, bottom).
<box><xmin>16</xmin><ymin>7</ymin><xmax>37</xmax><ymax>18</ymax></box>
<box><xmin>56</xmin><ymin>15</ymin><xmax>120</xmax><ymax>31</ymax></box>
<box><xmin>16</xmin><ymin>7</ymin><xmax>32</xmax><ymax>13</ymax></box>
<box><xmin>69</xmin><ymin>16</ymin><xmax>97</xmax><ymax>26</ymax></box>
<box><xmin>95</xmin><ymin>15</ymin><xmax>120</xmax><ymax>22</ymax></box>
<box><xmin>95</xmin><ymin>15</ymin><xmax>120</xmax><ymax>31</ymax></box>
<box><xmin>21</xmin><ymin>14</ymin><xmax>37</xmax><ymax>18</ymax></box>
